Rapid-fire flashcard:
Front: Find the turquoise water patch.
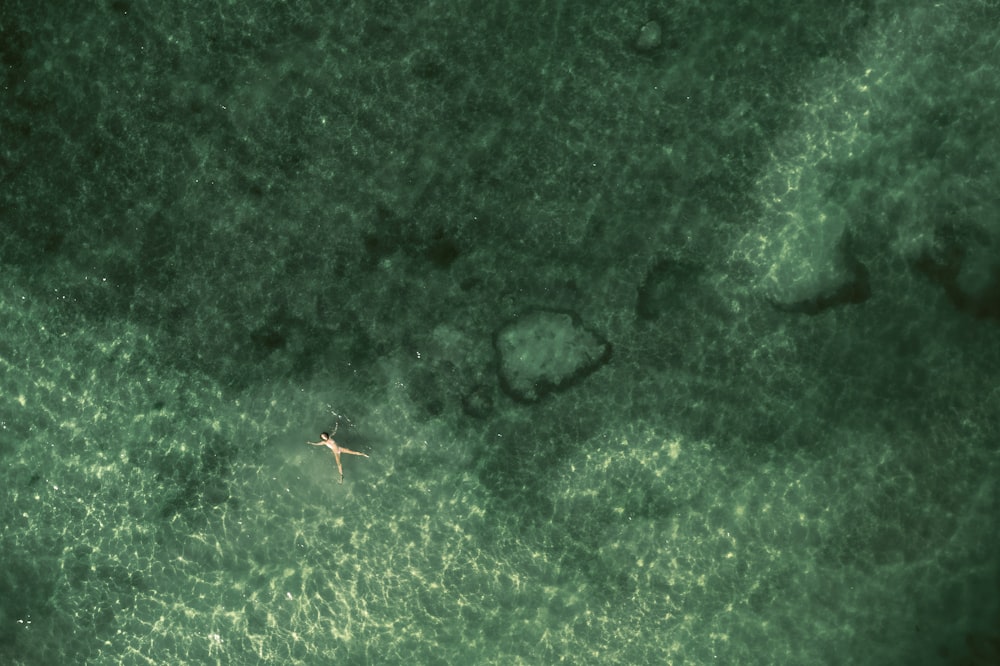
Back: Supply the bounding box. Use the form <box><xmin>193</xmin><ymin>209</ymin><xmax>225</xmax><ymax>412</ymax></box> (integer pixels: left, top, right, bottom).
<box><xmin>2</xmin><ymin>256</ymin><xmax>998</xmax><ymax>664</ymax></box>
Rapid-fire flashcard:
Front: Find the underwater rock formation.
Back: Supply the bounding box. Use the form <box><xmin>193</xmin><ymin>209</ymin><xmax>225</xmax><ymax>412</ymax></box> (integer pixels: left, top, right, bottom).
<box><xmin>494</xmin><ymin>309</ymin><xmax>611</xmax><ymax>403</ymax></box>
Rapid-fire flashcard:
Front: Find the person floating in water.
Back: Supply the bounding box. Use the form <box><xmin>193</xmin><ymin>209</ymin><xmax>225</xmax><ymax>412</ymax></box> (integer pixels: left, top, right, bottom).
<box><xmin>307</xmin><ymin>424</ymin><xmax>369</xmax><ymax>483</ymax></box>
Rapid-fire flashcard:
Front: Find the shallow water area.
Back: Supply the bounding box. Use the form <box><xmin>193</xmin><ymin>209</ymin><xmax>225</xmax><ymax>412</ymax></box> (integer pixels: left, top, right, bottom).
<box><xmin>3</xmin><ymin>1</ymin><xmax>1000</xmax><ymax>664</ymax></box>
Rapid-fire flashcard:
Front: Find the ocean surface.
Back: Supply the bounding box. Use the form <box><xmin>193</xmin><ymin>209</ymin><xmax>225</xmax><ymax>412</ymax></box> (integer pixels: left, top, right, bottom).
<box><xmin>2</xmin><ymin>1</ymin><xmax>999</xmax><ymax>664</ymax></box>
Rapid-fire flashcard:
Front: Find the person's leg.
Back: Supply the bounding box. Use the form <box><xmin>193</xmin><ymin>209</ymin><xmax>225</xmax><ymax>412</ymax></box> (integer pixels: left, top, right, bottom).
<box><xmin>334</xmin><ymin>450</ymin><xmax>344</xmax><ymax>483</ymax></box>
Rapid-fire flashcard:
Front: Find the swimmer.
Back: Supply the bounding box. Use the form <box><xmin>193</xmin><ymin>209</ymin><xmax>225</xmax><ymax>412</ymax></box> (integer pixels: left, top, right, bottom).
<box><xmin>306</xmin><ymin>424</ymin><xmax>368</xmax><ymax>483</ymax></box>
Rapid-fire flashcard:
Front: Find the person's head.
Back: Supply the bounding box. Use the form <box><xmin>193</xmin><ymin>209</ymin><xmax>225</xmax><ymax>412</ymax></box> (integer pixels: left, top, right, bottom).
<box><xmin>320</xmin><ymin>432</ymin><xmax>331</xmax><ymax>441</ymax></box>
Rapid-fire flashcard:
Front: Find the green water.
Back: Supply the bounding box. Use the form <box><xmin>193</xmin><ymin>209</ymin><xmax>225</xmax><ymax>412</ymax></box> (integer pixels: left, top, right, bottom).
<box><xmin>3</xmin><ymin>1</ymin><xmax>999</xmax><ymax>664</ymax></box>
